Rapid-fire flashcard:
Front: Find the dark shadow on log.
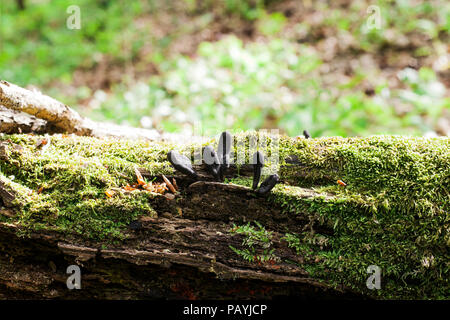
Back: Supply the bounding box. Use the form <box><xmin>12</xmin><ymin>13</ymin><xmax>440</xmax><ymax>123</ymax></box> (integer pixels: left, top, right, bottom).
<box><xmin>0</xmin><ymin>225</ymin><xmax>363</xmax><ymax>299</ymax></box>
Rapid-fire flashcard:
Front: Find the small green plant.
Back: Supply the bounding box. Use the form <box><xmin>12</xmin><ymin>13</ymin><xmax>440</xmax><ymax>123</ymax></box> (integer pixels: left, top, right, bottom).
<box><xmin>282</xmin><ymin>232</ymin><xmax>329</xmax><ymax>256</ymax></box>
<box><xmin>282</xmin><ymin>233</ymin><xmax>302</xmax><ymax>254</ymax></box>
<box><xmin>229</xmin><ymin>245</ymin><xmax>276</xmax><ymax>263</ymax></box>
<box><xmin>229</xmin><ymin>221</ymin><xmax>278</xmax><ymax>263</ymax></box>
<box><xmin>230</xmin><ymin>221</ymin><xmax>272</xmax><ymax>247</ymax></box>
<box><xmin>257</xmin><ymin>12</ymin><xmax>287</xmax><ymax>36</ymax></box>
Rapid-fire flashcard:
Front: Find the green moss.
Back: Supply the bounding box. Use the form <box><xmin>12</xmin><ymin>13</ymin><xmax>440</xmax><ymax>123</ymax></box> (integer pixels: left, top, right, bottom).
<box><xmin>228</xmin><ymin>134</ymin><xmax>449</xmax><ymax>299</ymax></box>
<box><xmin>0</xmin><ymin>134</ymin><xmax>171</xmax><ymax>240</ymax></box>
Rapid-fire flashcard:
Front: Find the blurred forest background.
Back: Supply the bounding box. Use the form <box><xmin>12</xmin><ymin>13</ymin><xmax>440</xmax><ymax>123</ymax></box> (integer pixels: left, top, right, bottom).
<box><xmin>0</xmin><ymin>0</ymin><xmax>449</xmax><ymax>138</ymax></box>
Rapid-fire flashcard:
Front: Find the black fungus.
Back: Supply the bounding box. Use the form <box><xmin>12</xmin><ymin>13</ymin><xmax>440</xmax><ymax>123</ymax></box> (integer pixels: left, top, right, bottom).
<box><xmin>257</xmin><ymin>174</ymin><xmax>280</xmax><ymax>195</ymax></box>
<box><xmin>252</xmin><ymin>151</ymin><xmax>265</xmax><ymax>190</ymax></box>
<box><xmin>303</xmin><ymin>130</ymin><xmax>311</xmax><ymax>139</ymax></box>
<box><xmin>203</xmin><ymin>145</ymin><xmax>221</xmax><ymax>180</ymax></box>
<box><xmin>217</xmin><ymin>131</ymin><xmax>232</xmax><ymax>181</ymax></box>
<box><xmin>167</xmin><ymin>150</ymin><xmax>198</xmax><ymax>179</ymax></box>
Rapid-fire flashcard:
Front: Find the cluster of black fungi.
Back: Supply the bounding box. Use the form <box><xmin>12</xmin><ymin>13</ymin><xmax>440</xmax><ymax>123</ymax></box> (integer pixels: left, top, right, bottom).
<box><xmin>167</xmin><ymin>131</ymin><xmax>289</xmax><ymax>195</ymax></box>
<box><xmin>130</xmin><ymin>130</ymin><xmax>310</xmax><ymax>229</ymax></box>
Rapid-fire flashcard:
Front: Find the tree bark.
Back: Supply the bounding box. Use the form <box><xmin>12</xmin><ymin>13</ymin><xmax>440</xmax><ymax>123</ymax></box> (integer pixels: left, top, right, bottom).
<box><xmin>16</xmin><ymin>0</ymin><xmax>26</xmax><ymax>10</ymax></box>
<box><xmin>0</xmin><ymin>106</ymin><xmax>50</xmax><ymax>134</ymax></box>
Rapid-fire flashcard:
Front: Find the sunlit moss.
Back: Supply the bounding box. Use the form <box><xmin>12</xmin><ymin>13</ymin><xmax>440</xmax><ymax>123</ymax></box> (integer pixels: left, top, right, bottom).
<box><xmin>0</xmin><ymin>134</ymin><xmax>169</xmax><ymax>240</ymax></box>
<box><xmin>229</xmin><ymin>133</ymin><xmax>449</xmax><ymax>299</ymax></box>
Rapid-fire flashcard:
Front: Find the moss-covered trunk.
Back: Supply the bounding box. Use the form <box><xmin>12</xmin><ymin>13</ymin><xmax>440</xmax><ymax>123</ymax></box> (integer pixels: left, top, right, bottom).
<box><xmin>0</xmin><ymin>133</ymin><xmax>448</xmax><ymax>299</ymax></box>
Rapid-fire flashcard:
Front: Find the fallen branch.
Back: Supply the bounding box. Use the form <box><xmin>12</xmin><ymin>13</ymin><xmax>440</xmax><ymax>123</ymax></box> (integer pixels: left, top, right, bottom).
<box><xmin>0</xmin><ymin>105</ymin><xmax>49</xmax><ymax>134</ymax></box>
<box><xmin>0</xmin><ymin>80</ymin><xmax>163</xmax><ymax>140</ymax></box>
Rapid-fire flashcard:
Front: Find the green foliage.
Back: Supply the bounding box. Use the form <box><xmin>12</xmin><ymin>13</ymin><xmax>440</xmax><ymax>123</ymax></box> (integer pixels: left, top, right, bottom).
<box><xmin>326</xmin><ymin>0</ymin><xmax>449</xmax><ymax>52</ymax></box>
<box><xmin>273</xmin><ymin>135</ymin><xmax>449</xmax><ymax>299</ymax></box>
<box><xmin>283</xmin><ymin>232</ymin><xmax>329</xmax><ymax>255</ymax></box>
<box><xmin>230</xmin><ymin>221</ymin><xmax>272</xmax><ymax>248</ymax></box>
<box><xmin>229</xmin><ymin>221</ymin><xmax>277</xmax><ymax>263</ymax></box>
<box><xmin>0</xmin><ymin>0</ymin><xmax>147</xmax><ymax>87</ymax></box>
<box><xmin>223</xmin><ymin>0</ymin><xmax>265</xmax><ymax>20</ymax></box>
<box><xmin>86</xmin><ymin>34</ymin><xmax>448</xmax><ymax>137</ymax></box>
<box><xmin>257</xmin><ymin>12</ymin><xmax>287</xmax><ymax>35</ymax></box>
<box><xmin>1</xmin><ymin>1</ymin><xmax>448</xmax><ymax>138</ymax></box>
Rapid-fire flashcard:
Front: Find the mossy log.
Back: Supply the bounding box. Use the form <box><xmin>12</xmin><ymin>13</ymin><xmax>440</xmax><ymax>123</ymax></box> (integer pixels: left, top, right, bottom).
<box><xmin>0</xmin><ymin>133</ymin><xmax>448</xmax><ymax>299</ymax></box>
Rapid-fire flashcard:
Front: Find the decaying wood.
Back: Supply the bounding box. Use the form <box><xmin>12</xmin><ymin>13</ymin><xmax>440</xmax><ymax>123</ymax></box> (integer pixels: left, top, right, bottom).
<box><xmin>0</xmin><ymin>81</ymin><xmax>365</xmax><ymax>299</ymax></box>
<box><xmin>0</xmin><ymin>179</ymin><xmax>355</xmax><ymax>299</ymax></box>
<box><xmin>0</xmin><ymin>148</ymin><xmax>345</xmax><ymax>299</ymax></box>
<box><xmin>0</xmin><ymin>154</ymin><xmax>351</xmax><ymax>299</ymax></box>
<box><xmin>0</xmin><ymin>80</ymin><xmax>88</xmax><ymax>134</ymax></box>
<box><xmin>0</xmin><ymin>178</ymin><xmax>17</xmax><ymax>208</ymax></box>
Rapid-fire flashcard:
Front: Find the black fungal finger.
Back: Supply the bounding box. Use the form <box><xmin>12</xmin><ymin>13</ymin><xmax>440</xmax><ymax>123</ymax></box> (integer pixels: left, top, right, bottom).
<box><xmin>303</xmin><ymin>130</ymin><xmax>311</xmax><ymax>139</ymax></box>
<box><xmin>217</xmin><ymin>166</ymin><xmax>223</xmax><ymax>181</ymax></box>
<box><xmin>167</xmin><ymin>150</ymin><xmax>198</xmax><ymax>179</ymax></box>
<box><xmin>256</xmin><ymin>174</ymin><xmax>279</xmax><ymax>195</ymax></box>
<box><xmin>252</xmin><ymin>151</ymin><xmax>265</xmax><ymax>190</ymax></box>
<box><xmin>217</xmin><ymin>131</ymin><xmax>232</xmax><ymax>165</ymax></box>
<box><xmin>217</xmin><ymin>131</ymin><xmax>233</xmax><ymax>181</ymax></box>
<box><xmin>203</xmin><ymin>145</ymin><xmax>220</xmax><ymax>180</ymax></box>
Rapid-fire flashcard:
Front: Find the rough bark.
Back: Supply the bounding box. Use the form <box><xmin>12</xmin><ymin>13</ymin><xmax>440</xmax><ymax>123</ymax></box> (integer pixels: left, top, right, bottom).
<box><xmin>0</xmin><ymin>106</ymin><xmax>50</xmax><ymax>134</ymax></box>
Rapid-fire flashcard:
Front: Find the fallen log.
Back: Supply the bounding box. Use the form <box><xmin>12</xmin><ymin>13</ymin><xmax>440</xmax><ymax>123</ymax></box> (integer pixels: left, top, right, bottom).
<box><xmin>0</xmin><ymin>133</ymin><xmax>448</xmax><ymax>299</ymax></box>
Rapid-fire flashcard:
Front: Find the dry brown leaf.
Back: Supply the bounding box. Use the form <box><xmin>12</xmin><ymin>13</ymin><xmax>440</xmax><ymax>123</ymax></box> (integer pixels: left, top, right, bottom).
<box><xmin>105</xmin><ymin>190</ymin><xmax>115</xmax><ymax>197</ymax></box>
<box><xmin>154</xmin><ymin>183</ymin><xmax>168</xmax><ymax>194</ymax></box>
<box><xmin>123</xmin><ymin>184</ymin><xmax>136</xmax><ymax>191</ymax></box>
<box><xmin>172</xmin><ymin>178</ymin><xmax>178</xmax><ymax>191</ymax></box>
<box><xmin>162</xmin><ymin>175</ymin><xmax>176</xmax><ymax>193</ymax></box>
<box><xmin>143</xmin><ymin>183</ymin><xmax>155</xmax><ymax>192</ymax></box>
<box><xmin>164</xmin><ymin>193</ymin><xmax>175</xmax><ymax>200</ymax></box>
<box><xmin>134</xmin><ymin>167</ymin><xmax>146</xmax><ymax>186</ymax></box>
